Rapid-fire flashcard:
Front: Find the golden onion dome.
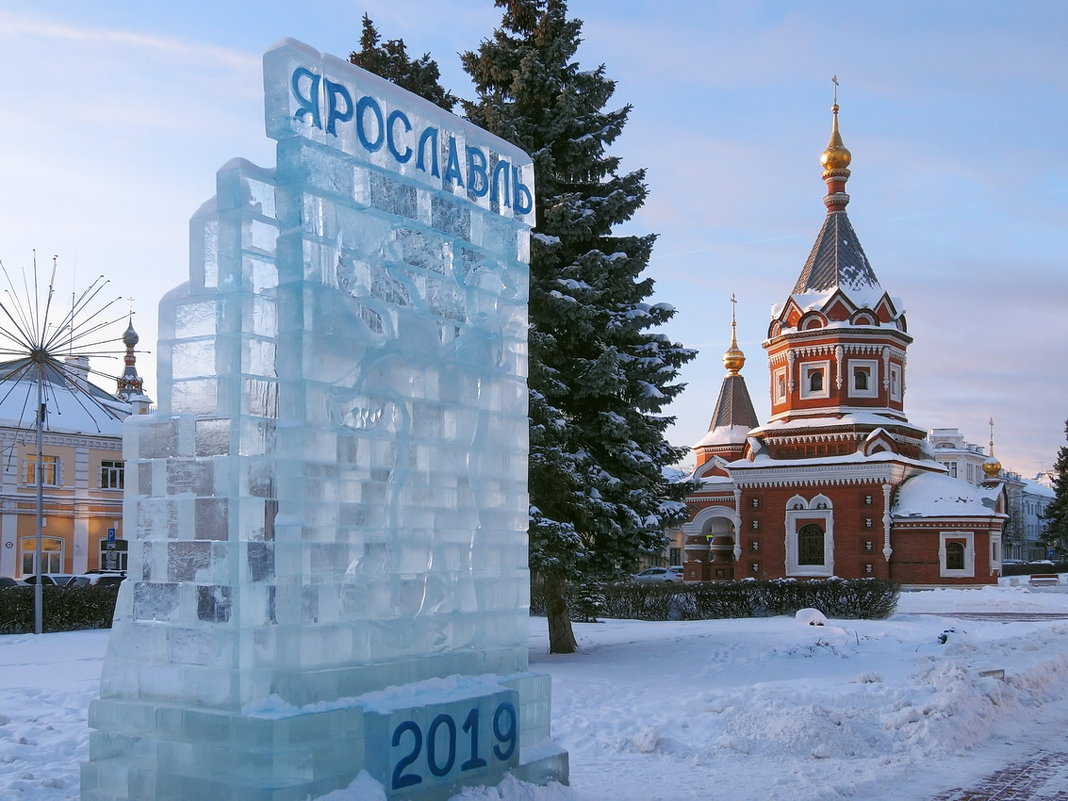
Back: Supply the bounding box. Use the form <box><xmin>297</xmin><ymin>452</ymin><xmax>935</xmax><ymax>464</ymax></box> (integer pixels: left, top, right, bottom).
<box><xmin>723</xmin><ymin>342</ymin><xmax>745</xmax><ymax>375</ymax></box>
<box><xmin>982</xmin><ymin>418</ymin><xmax>1001</xmax><ymax>478</ymax></box>
<box><xmin>820</xmin><ymin>103</ymin><xmax>852</xmax><ymax>174</ymax></box>
<box><xmin>724</xmin><ymin>294</ymin><xmax>745</xmax><ymax>375</ymax></box>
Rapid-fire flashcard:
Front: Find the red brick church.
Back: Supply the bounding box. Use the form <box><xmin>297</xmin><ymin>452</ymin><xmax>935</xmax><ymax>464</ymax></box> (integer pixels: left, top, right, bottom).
<box><xmin>681</xmin><ymin>101</ymin><xmax>1006</xmax><ymax>586</ymax></box>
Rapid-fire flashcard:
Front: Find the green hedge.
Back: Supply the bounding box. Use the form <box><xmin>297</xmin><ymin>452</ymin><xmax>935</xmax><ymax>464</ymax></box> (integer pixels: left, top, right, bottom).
<box><xmin>532</xmin><ymin>577</ymin><xmax>899</xmax><ymax>622</ymax></box>
<box><xmin>0</xmin><ymin>585</ymin><xmax>120</xmax><ymax>634</ymax></box>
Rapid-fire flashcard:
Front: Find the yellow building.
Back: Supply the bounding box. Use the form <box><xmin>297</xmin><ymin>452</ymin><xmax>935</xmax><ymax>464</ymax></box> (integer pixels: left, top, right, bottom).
<box><xmin>0</xmin><ymin>322</ymin><xmax>150</xmax><ymax>578</ymax></box>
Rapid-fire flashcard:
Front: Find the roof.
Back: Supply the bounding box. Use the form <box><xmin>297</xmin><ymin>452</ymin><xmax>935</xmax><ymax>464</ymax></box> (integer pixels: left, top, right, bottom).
<box><xmin>0</xmin><ymin>359</ymin><xmax>128</xmax><ymax>436</ymax></box>
<box><xmin>893</xmin><ymin>472</ymin><xmax>1003</xmax><ymax>518</ymax></box>
<box><xmin>694</xmin><ymin>374</ymin><xmax>758</xmax><ymax>448</ymax></box>
<box><xmin>791</xmin><ymin>210</ymin><xmax>884</xmax><ymax>308</ymax></box>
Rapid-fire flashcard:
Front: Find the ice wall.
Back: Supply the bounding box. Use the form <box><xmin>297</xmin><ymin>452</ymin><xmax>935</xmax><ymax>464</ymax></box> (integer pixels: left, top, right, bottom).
<box><xmin>83</xmin><ymin>39</ymin><xmax>565</xmax><ymax>801</ymax></box>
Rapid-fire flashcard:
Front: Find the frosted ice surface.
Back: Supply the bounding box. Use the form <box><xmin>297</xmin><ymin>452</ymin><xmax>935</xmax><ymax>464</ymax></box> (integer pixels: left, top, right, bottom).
<box><xmin>85</xmin><ymin>39</ymin><xmax>564</xmax><ymax>801</ymax></box>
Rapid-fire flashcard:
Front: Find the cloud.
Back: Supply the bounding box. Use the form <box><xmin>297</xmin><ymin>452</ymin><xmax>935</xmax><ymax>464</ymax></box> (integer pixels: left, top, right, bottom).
<box><xmin>0</xmin><ymin>11</ymin><xmax>259</xmax><ymax>71</ymax></box>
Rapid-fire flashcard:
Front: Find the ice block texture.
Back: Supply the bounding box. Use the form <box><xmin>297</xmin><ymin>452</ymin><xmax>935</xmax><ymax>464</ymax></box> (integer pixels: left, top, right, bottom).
<box><xmin>83</xmin><ymin>40</ymin><xmax>565</xmax><ymax>800</ymax></box>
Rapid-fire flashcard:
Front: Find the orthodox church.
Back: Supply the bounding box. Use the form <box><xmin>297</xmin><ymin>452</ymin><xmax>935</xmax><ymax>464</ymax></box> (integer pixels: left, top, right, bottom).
<box><xmin>681</xmin><ymin>101</ymin><xmax>1006</xmax><ymax>586</ymax></box>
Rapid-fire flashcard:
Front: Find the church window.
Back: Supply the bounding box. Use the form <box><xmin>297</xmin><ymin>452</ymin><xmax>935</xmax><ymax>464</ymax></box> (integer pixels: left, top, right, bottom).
<box><xmin>889</xmin><ymin>364</ymin><xmax>902</xmax><ymax>402</ymax></box>
<box><xmin>751</xmin><ymin>497</ymin><xmax>760</xmax><ymax>508</ymax></box>
<box><xmin>849</xmin><ymin>360</ymin><xmax>879</xmax><ymax>398</ymax></box>
<box><xmin>797</xmin><ymin>524</ymin><xmax>824</xmax><ymax>566</ymax></box>
<box><xmin>945</xmin><ymin>542</ymin><xmax>965</xmax><ymax>570</ymax></box>
<box><xmin>799</xmin><ymin>361</ymin><xmax>830</xmax><ymax>400</ymax></box>
<box><xmin>939</xmin><ymin>532</ymin><xmax>974</xmax><ymax>578</ymax></box>
<box><xmin>774</xmin><ymin>368</ymin><xmax>788</xmax><ymax>403</ymax></box>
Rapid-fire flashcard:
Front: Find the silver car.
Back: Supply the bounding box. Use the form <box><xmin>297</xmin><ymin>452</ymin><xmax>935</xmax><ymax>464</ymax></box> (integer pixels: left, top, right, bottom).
<box><xmin>631</xmin><ymin>566</ymin><xmax>684</xmax><ymax>583</ymax></box>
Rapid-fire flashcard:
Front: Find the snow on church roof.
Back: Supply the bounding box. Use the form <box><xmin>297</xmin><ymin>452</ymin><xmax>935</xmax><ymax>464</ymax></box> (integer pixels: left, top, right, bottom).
<box><xmin>893</xmin><ymin>472</ymin><xmax>1003</xmax><ymax>518</ymax></box>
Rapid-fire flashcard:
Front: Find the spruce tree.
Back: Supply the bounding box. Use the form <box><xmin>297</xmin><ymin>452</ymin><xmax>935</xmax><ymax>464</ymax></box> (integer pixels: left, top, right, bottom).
<box><xmin>463</xmin><ymin>0</ymin><xmax>696</xmax><ymax>653</ymax></box>
<box><xmin>349</xmin><ymin>14</ymin><xmax>458</xmax><ymax>112</ymax></box>
<box><xmin>1041</xmin><ymin>419</ymin><xmax>1068</xmax><ymax>555</ymax></box>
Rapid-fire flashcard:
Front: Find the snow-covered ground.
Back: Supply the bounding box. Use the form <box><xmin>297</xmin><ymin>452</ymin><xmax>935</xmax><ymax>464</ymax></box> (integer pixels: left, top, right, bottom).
<box><xmin>3</xmin><ymin>580</ymin><xmax>1068</xmax><ymax>801</ymax></box>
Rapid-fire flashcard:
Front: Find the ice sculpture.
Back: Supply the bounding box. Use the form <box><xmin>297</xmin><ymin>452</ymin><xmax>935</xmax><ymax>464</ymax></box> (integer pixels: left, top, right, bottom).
<box><xmin>82</xmin><ymin>39</ymin><xmax>566</xmax><ymax>800</ymax></box>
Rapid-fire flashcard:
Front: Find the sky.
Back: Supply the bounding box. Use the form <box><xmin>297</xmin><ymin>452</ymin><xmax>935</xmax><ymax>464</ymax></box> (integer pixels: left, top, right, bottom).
<box><xmin>5</xmin><ymin>583</ymin><xmax>1068</xmax><ymax>800</ymax></box>
<box><xmin>0</xmin><ymin>1</ymin><xmax>1065</xmax><ymax>479</ymax></box>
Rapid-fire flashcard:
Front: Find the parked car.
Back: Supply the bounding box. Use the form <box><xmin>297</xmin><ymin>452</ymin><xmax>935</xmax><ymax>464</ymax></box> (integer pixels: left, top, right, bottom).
<box><xmin>632</xmin><ymin>567</ymin><xmax>684</xmax><ymax>583</ymax></box>
<box><xmin>0</xmin><ymin>576</ymin><xmax>25</xmax><ymax>588</ymax></box>
<box><xmin>67</xmin><ymin>572</ymin><xmax>126</xmax><ymax>588</ymax></box>
<box><xmin>22</xmin><ymin>574</ymin><xmax>75</xmax><ymax>587</ymax></box>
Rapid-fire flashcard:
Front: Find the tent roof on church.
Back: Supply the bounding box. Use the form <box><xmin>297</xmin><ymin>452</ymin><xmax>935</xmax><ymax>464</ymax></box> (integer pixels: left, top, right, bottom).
<box><xmin>790</xmin><ymin>209</ymin><xmax>886</xmax><ymax>308</ymax></box>
<box><xmin>893</xmin><ymin>472</ymin><xmax>1004</xmax><ymax>518</ymax></box>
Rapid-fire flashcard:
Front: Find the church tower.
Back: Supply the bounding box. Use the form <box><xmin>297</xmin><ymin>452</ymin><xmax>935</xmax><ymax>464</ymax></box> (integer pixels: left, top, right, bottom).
<box><xmin>693</xmin><ymin>296</ymin><xmax>759</xmax><ymax>467</ymax></box>
<box><xmin>115</xmin><ymin>316</ymin><xmax>152</xmax><ymax>414</ymax></box>
<box><xmin>753</xmin><ymin>99</ymin><xmax>926</xmax><ymax>461</ymax></box>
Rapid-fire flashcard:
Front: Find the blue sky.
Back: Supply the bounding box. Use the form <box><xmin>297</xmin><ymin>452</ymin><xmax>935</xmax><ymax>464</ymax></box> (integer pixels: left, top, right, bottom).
<box><xmin>0</xmin><ymin>1</ymin><xmax>1065</xmax><ymax>478</ymax></box>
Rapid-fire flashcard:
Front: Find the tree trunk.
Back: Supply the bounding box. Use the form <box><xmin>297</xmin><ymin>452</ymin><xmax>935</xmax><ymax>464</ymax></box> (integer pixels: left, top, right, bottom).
<box><xmin>545</xmin><ymin>574</ymin><xmax>578</xmax><ymax>654</ymax></box>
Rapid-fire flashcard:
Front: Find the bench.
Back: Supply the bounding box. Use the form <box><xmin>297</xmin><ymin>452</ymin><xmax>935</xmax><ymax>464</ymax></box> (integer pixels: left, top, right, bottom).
<box><xmin>1028</xmin><ymin>574</ymin><xmax>1060</xmax><ymax>587</ymax></box>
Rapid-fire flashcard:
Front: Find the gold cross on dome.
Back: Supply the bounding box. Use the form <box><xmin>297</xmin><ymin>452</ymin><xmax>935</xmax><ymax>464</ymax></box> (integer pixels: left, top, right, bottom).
<box><xmin>832</xmin><ymin>75</ymin><xmax>839</xmax><ymax>105</ymax></box>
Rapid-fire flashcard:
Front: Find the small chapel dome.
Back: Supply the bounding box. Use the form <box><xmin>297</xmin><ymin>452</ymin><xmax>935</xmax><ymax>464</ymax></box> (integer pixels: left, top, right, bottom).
<box><xmin>982</xmin><ymin>457</ymin><xmax>1002</xmax><ymax>478</ymax></box>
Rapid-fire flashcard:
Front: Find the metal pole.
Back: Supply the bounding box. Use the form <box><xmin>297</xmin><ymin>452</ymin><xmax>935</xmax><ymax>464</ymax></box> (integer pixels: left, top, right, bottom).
<box><xmin>34</xmin><ymin>373</ymin><xmax>44</xmax><ymax>635</ymax></box>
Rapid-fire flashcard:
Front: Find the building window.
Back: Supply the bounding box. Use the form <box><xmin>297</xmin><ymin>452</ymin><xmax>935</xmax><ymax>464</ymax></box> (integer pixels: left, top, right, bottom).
<box><xmin>863</xmin><ymin>495</ymin><xmax>873</xmax><ymax>505</ymax></box>
<box><xmin>99</xmin><ymin>540</ymin><xmax>128</xmax><ymax>572</ymax></box>
<box><xmin>23</xmin><ymin>455</ymin><xmax>59</xmax><ymax>486</ymax></box>
<box><xmin>100</xmin><ymin>460</ymin><xmax>125</xmax><ymax>490</ymax></box>
<box><xmin>751</xmin><ymin>520</ymin><xmax>760</xmax><ymax>530</ymax></box>
<box><xmin>799</xmin><ymin>361</ymin><xmax>830</xmax><ymax>400</ymax></box>
<box><xmin>854</xmin><ymin>368</ymin><xmax>868</xmax><ymax>391</ymax></box>
<box><xmin>751</xmin><ymin>497</ymin><xmax>760</xmax><ymax>509</ymax></box>
<box><xmin>669</xmin><ymin>548</ymin><xmax>681</xmax><ymax>566</ymax></box>
<box><xmin>20</xmin><ymin>536</ymin><xmax>63</xmax><ymax>575</ymax></box>
<box><xmin>945</xmin><ymin>462</ymin><xmax>958</xmax><ymax>478</ymax></box>
<box><xmin>864</xmin><ymin>518</ymin><xmax>873</xmax><ymax>528</ymax></box>
<box><xmin>797</xmin><ymin>524</ymin><xmax>825</xmax><ymax>566</ymax></box>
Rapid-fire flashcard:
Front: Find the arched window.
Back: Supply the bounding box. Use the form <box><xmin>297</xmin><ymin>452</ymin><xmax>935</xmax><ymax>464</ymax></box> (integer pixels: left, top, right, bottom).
<box><xmin>854</xmin><ymin>368</ymin><xmax>868</xmax><ymax>391</ymax></box>
<box><xmin>945</xmin><ymin>541</ymin><xmax>965</xmax><ymax>571</ymax></box>
<box><xmin>797</xmin><ymin>524</ymin><xmax>824</xmax><ymax>566</ymax></box>
<box><xmin>809</xmin><ymin>371</ymin><xmax>823</xmax><ymax>393</ymax></box>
